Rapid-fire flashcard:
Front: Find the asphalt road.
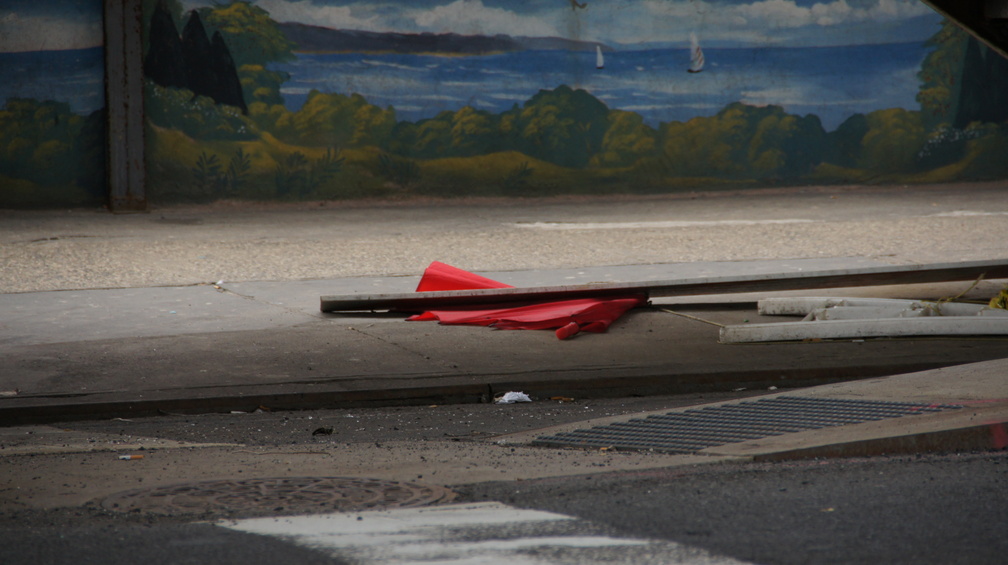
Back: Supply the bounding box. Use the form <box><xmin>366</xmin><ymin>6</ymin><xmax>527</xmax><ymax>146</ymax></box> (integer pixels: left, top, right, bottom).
<box><xmin>457</xmin><ymin>450</ymin><xmax>1008</xmax><ymax>565</ymax></box>
<box><xmin>0</xmin><ymin>518</ymin><xmax>349</xmax><ymax>565</ymax></box>
<box><xmin>2</xmin><ymin>397</ymin><xmax>1007</xmax><ymax>564</ymax></box>
<box><xmin>2</xmin><ymin>445</ymin><xmax>1005</xmax><ymax>564</ymax></box>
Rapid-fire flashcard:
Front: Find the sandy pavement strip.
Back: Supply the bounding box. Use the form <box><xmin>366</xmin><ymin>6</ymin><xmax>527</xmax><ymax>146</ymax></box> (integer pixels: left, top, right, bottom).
<box><xmin>2</xmin><ymin>182</ymin><xmax>1007</xmax><ymax>293</ymax></box>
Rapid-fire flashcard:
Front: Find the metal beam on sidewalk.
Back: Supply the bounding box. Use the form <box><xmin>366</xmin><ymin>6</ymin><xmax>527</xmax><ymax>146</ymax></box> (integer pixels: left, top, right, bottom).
<box><xmin>320</xmin><ymin>258</ymin><xmax>1008</xmax><ymax>312</ymax></box>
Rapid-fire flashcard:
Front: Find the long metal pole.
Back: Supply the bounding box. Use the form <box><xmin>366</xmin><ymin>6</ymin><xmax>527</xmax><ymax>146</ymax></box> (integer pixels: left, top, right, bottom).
<box><xmin>321</xmin><ymin>259</ymin><xmax>1008</xmax><ymax>312</ymax></box>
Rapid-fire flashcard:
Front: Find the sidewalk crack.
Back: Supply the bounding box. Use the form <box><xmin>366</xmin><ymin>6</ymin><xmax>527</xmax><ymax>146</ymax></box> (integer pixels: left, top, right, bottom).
<box><xmin>344</xmin><ymin>324</ymin><xmax>461</xmax><ymax>370</ymax></box>
<box><xmin>210</xmin><ymin>282</ymin><xmax>317</xmax><ymax>320</ymax></box>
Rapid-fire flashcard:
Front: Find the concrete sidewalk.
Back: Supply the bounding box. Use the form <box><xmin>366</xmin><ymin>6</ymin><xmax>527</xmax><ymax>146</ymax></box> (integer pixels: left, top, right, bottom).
<box><xmin>2</xmin><ymin>257</ymin><xmax>1007</xmax><ymax>427</ymax></box>
<box><xmin>2</xmin><ymin>255</ymin><xmax>1008</xmax><ymax>516</ymax></box>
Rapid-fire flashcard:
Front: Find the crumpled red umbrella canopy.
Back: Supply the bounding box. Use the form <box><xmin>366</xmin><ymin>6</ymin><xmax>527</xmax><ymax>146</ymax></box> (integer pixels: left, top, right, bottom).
<box><xmin>407</xmin><ymin>262</ymin><xmax>647</xmax><ymax>339</ymax></box>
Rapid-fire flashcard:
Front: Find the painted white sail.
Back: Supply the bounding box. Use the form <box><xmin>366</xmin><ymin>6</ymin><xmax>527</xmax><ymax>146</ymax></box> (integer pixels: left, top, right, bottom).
<box><xmin>688</xmin><ymin>33</ymin><xmax>704</xmax><ymax>73</ymax></box>
<box><xmin>596</xmin><ymin>45</ymin><xmax>604</xmax><ymax>69</ymax></box>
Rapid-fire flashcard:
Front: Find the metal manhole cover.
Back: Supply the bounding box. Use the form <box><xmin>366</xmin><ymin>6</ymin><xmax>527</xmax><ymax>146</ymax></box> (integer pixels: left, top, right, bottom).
<box><xmin>101</xmin><ymin>476</ymin><xmax>455</xmax><ymax>517</ymax></box>
<box><xmin>533</xmin><ymin>396</ymin><xmax>962</xmax><ymax>454</ymax></box>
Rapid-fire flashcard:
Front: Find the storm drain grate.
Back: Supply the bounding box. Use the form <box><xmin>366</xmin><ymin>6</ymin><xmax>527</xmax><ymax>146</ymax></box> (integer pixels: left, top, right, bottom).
<box><xmin>532</xmin><ymin>396</ymin><xmax>962</xmax><ymax>454</ymax></box>
<box><xmin>102</xmin><ymin>476</ymin><xmax>455</xmax><ymax>518</ymax></box>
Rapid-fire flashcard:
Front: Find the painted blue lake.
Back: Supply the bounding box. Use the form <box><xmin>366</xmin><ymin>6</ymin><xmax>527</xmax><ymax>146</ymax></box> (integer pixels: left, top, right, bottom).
<box><xmin>271</xmin><ymin>42</ymin><xmax>928</xmax><ymax>131</ymax></box>
<box><xmin>0</xmin><ymin>47</ymin><xmax>105</xmax><ymax>115</ymax></box>
<box><xmin>0</xmin><ymin>41</ymin><xmax>927</xmax><ymax>133</ymax></box>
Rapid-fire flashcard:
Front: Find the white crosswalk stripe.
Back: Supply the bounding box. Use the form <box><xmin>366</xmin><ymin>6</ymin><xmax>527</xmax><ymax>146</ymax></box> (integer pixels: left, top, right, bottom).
<box><xmin>220</xmin><ymin>501</ymin><xmax>750</xmax><ymax>564</ymax></box>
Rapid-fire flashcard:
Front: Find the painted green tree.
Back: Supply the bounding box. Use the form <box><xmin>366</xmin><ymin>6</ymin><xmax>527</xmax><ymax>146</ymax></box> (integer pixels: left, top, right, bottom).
<box><xmin>0</xmin><ymin>99</ymin><xmax>105</xmax><ymax>206</ymax></box>
<box><xmin>502</xmin><ymin>85</ymin><xmax>611</xmax><ymax>168</ymax></box>
<box><xmin>917</xmin><ymin>19</ymin><xmax>968</xmax><ymax>130</ymax></box>
<box><xmin>198</xmin><ymin>1</ymin><xmax>295</xmax><ymax>68</ymax></box>
<box><xmin>390</xmin><ymin>106</ymin><xmax>501</xmax><ymax>159</ymax></box>
<box><xmin>272</xmin><ymin>90</ymin><xmax>397</xmax><ymax>147</ymax></box>
<box><xmin>592</xmin><ymin>110</ymin><xmax>657</xmax><ymax>168</ymax></box>
<box><xmin>857</xmin><ymin>108</ymin><xmax>926</xmax><ymax>173</ymax></box>
<box><xmin>917</xmin><ymin>18</ymin><xmax>1008</xmax><ymax>130</ymax></box>
<box><xmin>657</xmin><ymin>103</ymin><xmax>829</xmax><ymax>180</ymax></box>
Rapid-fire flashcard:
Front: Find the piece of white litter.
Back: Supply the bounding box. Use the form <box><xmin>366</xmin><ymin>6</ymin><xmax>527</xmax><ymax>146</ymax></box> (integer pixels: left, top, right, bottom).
<box><xmin>496</xmin><ymin>392</ymin><xmax>532</xmax><ymax>404</ymax></box>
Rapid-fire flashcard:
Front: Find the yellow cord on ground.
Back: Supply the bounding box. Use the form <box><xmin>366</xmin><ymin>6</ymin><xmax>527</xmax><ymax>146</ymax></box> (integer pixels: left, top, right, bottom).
<box><xmin>990</xmin><ymin>285</ymin><xmax>1008</xmax><ymax>310</ymax></box>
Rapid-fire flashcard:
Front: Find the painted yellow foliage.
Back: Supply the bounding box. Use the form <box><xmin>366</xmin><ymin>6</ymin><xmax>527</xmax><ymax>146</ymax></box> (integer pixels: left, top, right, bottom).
<box><xmin>858</xmin><ymin>108</ymin><xmax>925</xmax><ymax>172</ymax></box>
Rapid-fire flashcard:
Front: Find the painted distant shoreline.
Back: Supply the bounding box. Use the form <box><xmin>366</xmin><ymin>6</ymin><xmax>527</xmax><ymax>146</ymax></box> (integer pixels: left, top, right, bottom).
<box><xmin>271</xmin><ymin>41</ymin><xmax>927</xmax><ymax>130</ymax></box>
<box><xmin>278</xmin><ymin>22</ymin><xmax>612</xmax><ymax>55</ymax></box>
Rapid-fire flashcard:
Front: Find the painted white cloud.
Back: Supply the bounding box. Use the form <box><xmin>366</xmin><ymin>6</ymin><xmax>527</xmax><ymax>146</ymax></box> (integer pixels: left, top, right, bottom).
<box><xmin>251</xmin><ymin>0</ymin><xmax>561</xmax><ymax>37</ymax></box>
<box><xmin>0</xmin><ymin>13</ymin><xmax>102</xmax><ymax>52</ymax></box>
<box><xmin>604</xmin><ymin>0</ymin><xmax>933</xmax><ymax>44</ymax></box>
<box><xmin>410</xmin><ymin>0</ymin><xmax>559</xmax><ymax>37</ymax></box>
<box><xmin>734</xmin><ymin>0</ymin><xmax>931</xmax><ymax>29</ymax></box>
<box><xmin>255</xmin><ymin>0</ymin><xmax>387</xmax><ymax>31</ymax></box>
<box><xmin>211</xmin><ymin>0</ymin><xmax>935</xmax><ymax>47</ymax></box>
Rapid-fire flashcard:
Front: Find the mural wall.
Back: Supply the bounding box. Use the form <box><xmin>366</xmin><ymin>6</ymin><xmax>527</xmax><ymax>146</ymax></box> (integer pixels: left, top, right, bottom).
<box><xmin>3</xmin><ymin>1</ymin><xmax>1008</xmax><ymax>207</ymax></box>
<box><xmin>0</xmin><ymin>0</ymin><xmax>107</xmax><ymax>207</ymax></box>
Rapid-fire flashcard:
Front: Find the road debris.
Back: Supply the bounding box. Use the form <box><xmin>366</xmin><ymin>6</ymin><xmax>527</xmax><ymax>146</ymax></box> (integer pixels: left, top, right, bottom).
<box><xmin>495</xmin><ymin>392</ymin><xmax>532</xmax><ymax>404</ymax></box>
<box><xmin>403</xmin><ymin>262</ymin><xmax>645</xmax><ymax>340</ymax></box>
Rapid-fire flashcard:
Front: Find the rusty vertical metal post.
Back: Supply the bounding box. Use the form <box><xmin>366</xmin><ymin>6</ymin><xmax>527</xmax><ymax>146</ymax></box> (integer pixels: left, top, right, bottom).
<box><xmin>104</xmin><ymin>0</ymin><xmax>147</xmax><ymax>212</ymax></box>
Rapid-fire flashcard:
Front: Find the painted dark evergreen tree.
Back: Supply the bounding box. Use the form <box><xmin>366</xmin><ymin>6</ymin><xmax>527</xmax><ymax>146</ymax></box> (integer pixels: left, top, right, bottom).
<box><xmin>180</xmin><ymin>11</ymin><xmax>215</xmax><ymax>102</ymax></box>
<box><xmin>954</xmin><ymin>37</ymin><xmax>1008</xmax><ymax>128</ymax></box>
<box><xmin>919</xmin><ymin>20</ymin><xmax>1008</xmax><ymax>129</ymax></box>
<box><xmin>143</xmin><ymin>1</ymin><xmax>186</xmax><ymax>88</ymax></box>
<box><xmin>209</xmin><ymin>31</ymin><xmax>248</xmax><ymax>114</ymax></box>
<box><xmin>144</xmin><ymin>3</ymin><xmax>247</xmax><ymax>114</ymax></box>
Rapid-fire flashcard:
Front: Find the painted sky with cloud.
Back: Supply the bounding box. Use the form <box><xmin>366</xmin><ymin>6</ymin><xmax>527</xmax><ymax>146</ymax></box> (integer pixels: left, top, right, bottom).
<box><xmin>243</xmin><ymin>0</ymin><xmax>940</xmax><ymax>47</ymax></box>
<box><xmin>0</xmin><ymin>0</ymin><xmax>103</xmax><ymax>52</ymax></box>
<box><xmin>1</xmin><ymin>0</ymin><xmax>942</xmax><ymax>52</ymax></box>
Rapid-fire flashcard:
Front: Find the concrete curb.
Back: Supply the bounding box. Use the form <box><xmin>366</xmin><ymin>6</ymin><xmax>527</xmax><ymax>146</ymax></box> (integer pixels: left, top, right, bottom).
<box><xmin>750</xmin><ymin>419</ymin><xmax>1008</xmax><ymax>461</ymax></box>
<box><xmin>0</xmin><ymin>359</ymin><xmax>987</xmax><ymax>426</ymax></box>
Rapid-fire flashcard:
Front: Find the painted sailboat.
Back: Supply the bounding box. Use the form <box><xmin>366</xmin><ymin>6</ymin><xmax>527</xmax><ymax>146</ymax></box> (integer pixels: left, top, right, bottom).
<box><xmin>688</xmin><ymin>33</ymin><xmax>704</xmax><ymax>73</ymax></box>
<box><xmin>596</xmin><ymin>45</ymin><xmax>604</xmax><ymax>69</ymax></box>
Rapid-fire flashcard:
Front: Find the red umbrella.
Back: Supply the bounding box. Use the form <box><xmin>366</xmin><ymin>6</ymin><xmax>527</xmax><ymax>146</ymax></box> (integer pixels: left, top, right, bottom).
<box><xmin>407</xmin><ymin>262</ymin><xmax>646</xmax><ymax>339</ymax></box>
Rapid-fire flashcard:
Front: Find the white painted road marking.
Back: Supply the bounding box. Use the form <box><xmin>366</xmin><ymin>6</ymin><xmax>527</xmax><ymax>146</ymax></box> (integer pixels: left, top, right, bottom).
<box><xmin>220</xmin><ymin>501</ymin><xmax>751</xmax><ymax>564</ymax></box>
<box><xmin>930</xmin><ymin>210</ymin><xmax>1008</xmax><ymax>217</ymax></box>
<box><xmin>512</xmin><ymin>210</ymin><xmax>1008</xmax><ymax>231</ymax></box>
<box><xmin>512</xmin><ymin>219</ymin><xmax>814</xmax><ymax>230</ymax></box>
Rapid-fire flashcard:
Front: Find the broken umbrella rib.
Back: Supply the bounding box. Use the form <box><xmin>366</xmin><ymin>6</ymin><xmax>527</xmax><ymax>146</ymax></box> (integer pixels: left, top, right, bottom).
<box><xmin>319</xmin><ymin>259</ymin><xmax>1008</xmax><ymax>312</ymax></box>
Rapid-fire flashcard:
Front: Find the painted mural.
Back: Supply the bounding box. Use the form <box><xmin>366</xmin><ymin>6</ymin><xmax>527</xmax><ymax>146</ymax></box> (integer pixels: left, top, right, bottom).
<box><xmin>0</xmin><ymin>0</ymin><xmax>107</xmax><ymax>207</ymax></box>
<box><xmin>140</xmin><ymin>0</ymin><xmax>1008</xmax><ymax>203</ymax></box>
<box><xmin>3</xmin><ymin>1</ymin><xmax>1008</xmax><ymax>207</ymax></box>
